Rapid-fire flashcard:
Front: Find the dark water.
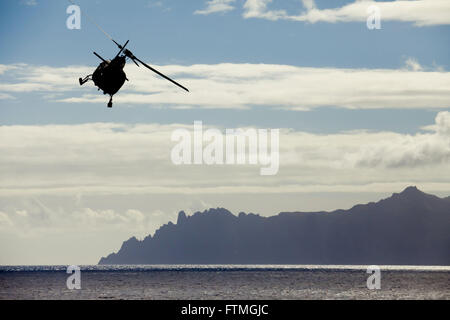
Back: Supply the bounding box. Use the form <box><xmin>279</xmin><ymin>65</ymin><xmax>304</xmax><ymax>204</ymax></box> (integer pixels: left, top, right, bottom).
<box><xmin>0</xmin><ymin>265</ymin><xmax>449</xmax><ymax>300</ymax></box>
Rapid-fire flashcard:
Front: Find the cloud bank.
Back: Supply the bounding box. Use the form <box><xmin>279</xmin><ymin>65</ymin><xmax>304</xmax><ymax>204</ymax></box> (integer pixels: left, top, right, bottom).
<box><xmin>198</xmin><ymin>0</ymin><xmax>450</xmax><ymax>26</ymax></box>
<box><xmin>1</xmin><ymin>62</ymin><xmax>449</xmax><ymax>111</ymax></box>
<box><xmin>195</xmin><ymin>0</ymin><xmax>236</xmax><ymax>15</ymax></box>
<box><xmin>1</xmin><ymin>112</ymin><xmax>449</xmax><ymax>198</ymax></box>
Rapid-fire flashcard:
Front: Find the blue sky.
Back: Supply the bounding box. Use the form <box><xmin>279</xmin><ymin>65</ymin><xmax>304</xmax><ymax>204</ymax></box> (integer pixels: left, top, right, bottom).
<box><xmin>0</xmin><ymin>0</ymin><xmax>449</xmax><ymax>132</ymax></box>
<box><xmin>0</xmin><ymin>1</ymin><xmax>449</xmax><ymax>264</ymax></box>
<box><xmin>1</xmin><ymin>0</ymin><xmax>449</xmax><ymax>68</ymax></box>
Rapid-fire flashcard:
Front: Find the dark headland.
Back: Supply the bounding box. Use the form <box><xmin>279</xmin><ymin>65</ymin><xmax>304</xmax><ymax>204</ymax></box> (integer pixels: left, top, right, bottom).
<box><xmin>99</xmin><ymin>187</ymin><xmax>450</xmax><ymax>265</ymax></box>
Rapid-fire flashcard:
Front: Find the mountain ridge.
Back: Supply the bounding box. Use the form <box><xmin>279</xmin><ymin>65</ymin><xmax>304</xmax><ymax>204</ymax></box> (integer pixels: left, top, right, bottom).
<box><xmin>99</xmin><ymin>187</ymin><xmax>450</xmax><ymax>265</ymax></box>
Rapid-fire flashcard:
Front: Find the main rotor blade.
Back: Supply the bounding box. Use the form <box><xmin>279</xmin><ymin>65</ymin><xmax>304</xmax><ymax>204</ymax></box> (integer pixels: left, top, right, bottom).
<box><xmin>131</xmin><ymin>58</ymin><xmax>140</xmax><ymax>67</ymax></box>
<box><xmin>134</xmin><ymin>57</ymin><xmax>189</xmax><ymax>92</ymax></box>
<box><xmin>115</xmin><ymin>40</ymin><xmax>130</xmax><ymax>58</ymax></box>
<box><xmin>112</xmin><ymin>39</ymin><xmax>122</xmax><ymax>49</ymax></box>
<box><xmin>93</xmin><ymin>52</ymin><xmax>108</xmax><ymax>63</ymax></box>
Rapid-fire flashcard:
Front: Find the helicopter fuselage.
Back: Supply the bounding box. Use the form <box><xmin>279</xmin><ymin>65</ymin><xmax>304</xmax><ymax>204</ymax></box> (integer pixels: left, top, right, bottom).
<box><xmin>92</xmin><ymin>56</ymin><xmax>127</xmax><ymax>96</ymax></box>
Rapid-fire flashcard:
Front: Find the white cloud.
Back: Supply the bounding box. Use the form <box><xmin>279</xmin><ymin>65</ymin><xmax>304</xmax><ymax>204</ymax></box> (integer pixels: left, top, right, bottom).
<box><xmin>0</xmin><ymin>112</ymin><xmax>449</xmax><ymax>199</ymax></box>
<box><xmin>243</xmin><ymin>0</ymin><xmax>286</xmax><ymax>20</ymax></box>
<box><xmin>436</xmin><ymin>111</ymin><xmax>450</xmax><ymax>136</ymax></box>
<box><xmin>195</xmin><ymin>0</ymin><xmax>236</xmax><ymax>15</ymax></box>
<box><xmin>73</xmin><ymin>208</ymin><xmax>147</xmax><ymax>228</ymax></box>
<box><xmin>0</xmin><ymin>212</ymin><xmax>14</xmax><ymax>228</ymax></box>
<box><xmin>404</xmin><ymin>57</ymin><xmax>424</xmax><ymax>71</ymax></box>
<box><xmin>0</xmin><ymin>93</ymin><xmax>15</xmax><ymax>100</ymax></box>
<box><xmin>301</xmin><ymin>0</ymin><xmax>316</xmax><ymax>11</ymax></box>
<box><xmin>242</xmin><ymin>0</ymin><xmax>450</xmax><ymax>26</ymax></box>
<box><xmin>1</xmin><ymin>62</ymin><xmax>449</xmax><ymax>111</ymax></box>
<box><xmin>0</xmin><ymin>200</ymin><xmax>173</xmax><ymax>264</ymax></box>
<box><xmin>0</xmin><ymin>64</ymin><xmax>19</xmax><ymax>75</ymax></box>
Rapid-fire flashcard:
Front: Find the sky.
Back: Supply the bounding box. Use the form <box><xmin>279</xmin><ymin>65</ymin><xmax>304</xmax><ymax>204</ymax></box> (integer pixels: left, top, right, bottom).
<box><xmin>0</xmin><ymin>0</ymin><xmax>449</xmax><ymax>265</ymax></box>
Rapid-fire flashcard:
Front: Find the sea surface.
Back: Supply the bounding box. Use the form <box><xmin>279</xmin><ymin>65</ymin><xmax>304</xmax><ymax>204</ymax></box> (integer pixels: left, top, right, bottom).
<box><xmin>0</xmin><ymin>265</ymin><xmax>449</xmax><ymax>300</ymax></box>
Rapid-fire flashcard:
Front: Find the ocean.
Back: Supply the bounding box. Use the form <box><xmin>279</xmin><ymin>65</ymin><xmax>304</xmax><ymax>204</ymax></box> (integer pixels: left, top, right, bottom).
<box><xmin>0</xmin><ymin>265</ymin><xmax>449</xmax><ymax>300</ymax></box>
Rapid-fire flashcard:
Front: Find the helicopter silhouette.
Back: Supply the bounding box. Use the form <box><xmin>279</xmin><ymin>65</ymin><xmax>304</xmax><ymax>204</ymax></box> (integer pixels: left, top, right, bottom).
<box><xmin>79</xmin><ymin>39</ymin><xmax>189</xmax><ymax>108</ymax></box>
